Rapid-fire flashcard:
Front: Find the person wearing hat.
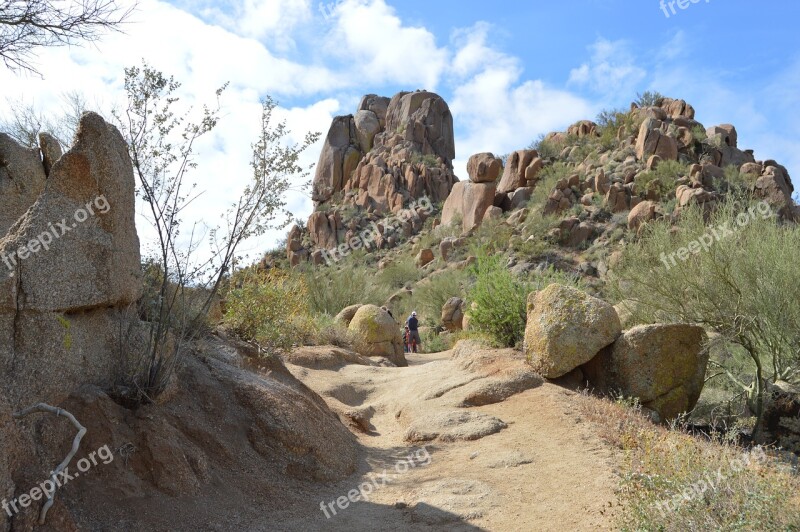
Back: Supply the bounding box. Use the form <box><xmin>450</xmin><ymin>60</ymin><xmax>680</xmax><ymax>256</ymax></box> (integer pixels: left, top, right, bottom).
<box><xmin>406</xmin><ymin>311</ymin><xmax>421</xmax><ymax>353</ymax></box>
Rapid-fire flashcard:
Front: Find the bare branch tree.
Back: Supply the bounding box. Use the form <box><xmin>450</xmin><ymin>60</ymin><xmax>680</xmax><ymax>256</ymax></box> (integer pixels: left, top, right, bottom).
<box><xmin>0</xmin><ymin>0</ymin><xmax>136</xmax><ymax>76</ymax></box>
<box><xmin>0</xmin><ymin>90</ymin><xmax>89</xmax><ymax>148</ymax></box>
<box><xmin>112</xmin><ymin>63</ymin><xmax>318</xmax><ymax>404</ymax></box>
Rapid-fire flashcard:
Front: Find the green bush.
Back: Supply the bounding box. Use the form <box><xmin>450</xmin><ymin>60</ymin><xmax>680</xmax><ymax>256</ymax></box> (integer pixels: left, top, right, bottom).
<box><xmin>466</xmin><ymin>253</ymin><xmax>529</xmax><ymax>347</ymax></box>
<box><xmin>466</xmin><ymin>253</ymin><xmax>584</xmax><ymax>347</ymax></box>
<box><xmin>531</xmin><ymin>133</ymin><xmax>567</xmax><ymax>159</ymax></box>
<box><xmin>635</xmin><ymin>90</ymin><xmax>665</xmax><ymax>107</ymax></box>
<box><xmin>377</xmin><ymin>256</ymin><xmax>422</xmax><ymax>289</ymax></box>
<box><xmin>634</xmin><ymin>159</ymin><xmax>688</xmax><ymax>199</ymax></box>
<box><xmin>302</xmin><ymin>263</ymin><xmax>393</xmax><ymax>316</ymax></box>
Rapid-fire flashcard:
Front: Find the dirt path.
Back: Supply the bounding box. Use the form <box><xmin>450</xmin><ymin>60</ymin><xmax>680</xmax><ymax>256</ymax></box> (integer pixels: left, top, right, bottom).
<box><xmin>275</xmin><ymin>350</ymin><xmax>621</xmax><ymax>531</ymax></box>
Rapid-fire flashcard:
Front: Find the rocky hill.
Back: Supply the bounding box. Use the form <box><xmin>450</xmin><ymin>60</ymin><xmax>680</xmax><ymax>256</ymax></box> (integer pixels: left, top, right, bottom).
<box><xmin>1</xmin><ymin>93</ymin><xmax>798</xmax><ymax>531</ymax></box>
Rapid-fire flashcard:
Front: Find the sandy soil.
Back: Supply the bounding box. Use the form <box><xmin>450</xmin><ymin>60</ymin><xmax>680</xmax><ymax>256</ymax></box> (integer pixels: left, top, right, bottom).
<box><xmin>274</xmin><ymin>350</ymin><xmax>622</xmax><ymax>531</ymax></box>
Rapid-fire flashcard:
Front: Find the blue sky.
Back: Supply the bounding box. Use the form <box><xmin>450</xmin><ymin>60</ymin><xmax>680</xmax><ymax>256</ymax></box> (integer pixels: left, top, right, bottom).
<box><xmin>2</xmin><ymin>0</ymin><xmax>799</xmax><ymax>255</ymax></box>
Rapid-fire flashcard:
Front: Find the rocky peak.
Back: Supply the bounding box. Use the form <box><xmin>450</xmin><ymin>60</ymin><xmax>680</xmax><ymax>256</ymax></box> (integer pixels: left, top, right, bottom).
<box><xmin>291</xmin><ymin>90</ymin><xmax>458</xmax><ymax>266</ymax></box>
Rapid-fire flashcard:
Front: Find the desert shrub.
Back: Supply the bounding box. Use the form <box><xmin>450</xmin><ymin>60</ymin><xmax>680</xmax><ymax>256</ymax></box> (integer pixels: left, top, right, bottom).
<box><xmin>531</xmin><ymin>133</ymin><xmax>567</xmax><ymax>159</ymax></box>
<box><xmin>465</xmin><ymin>253</ymin><xmax>529</xmax><ymax>347</ymax></box>
<box><xmin>530</xmin><ymin>162</ymin><xmax>574</xmax><ymax>207</ymax></box>
<box><xmin>421</xmin><ymin>329</ymin><xmax>450</xmax><ymax>353</ymax></box>
<box><xmin>595</xmin><ymin>108</ymin><xmax>643</xmax><ymax>150</ymax></box>
<box><xmin>412</xmin><ymin>268</ymin><xmax>470</xmax><ymax>328</ymax></box>
<box><xmin>469</xmin><ymin>217</ymin><xmax>514</xmax><ymax>255</ymax></box>
<box><xmin>410</xmin><ymin>153</ymin><xmax>439</xmax><ymax>168</ymax></box>
<box><xmin>377</xmin><ymin>256</ymin><xmax>422</xmax><ymax>289</ymax></box>
<box><xmin>224</xmin><ymin>270</ymin><xmax>312</xmax><ymax>352</ymax></box>
<box><xmin>576</xmin><ymin>392</ymin><xmax>800</xmax><ymax>531</ymax></box>
<box><xmin>609</xmin><ymin>195</ymin><xmax>800</xmax><ymax>436</ymax></box>
<box><xmin>634</xmin><ymin>159</ymin><xmax>688</xmax><ymax>199</ymax></box>
<box><xmin>715</xmin><ymin>163</ymin><xmax>755</xmax><ymax>195</ymax></box>
<box><xmin>466</xmin><ymin>253</ymin><xmax>583</xmax><ymax>347</ymax></box>
<box><xmin>635</xmin><ymin>90</ymin><xmax>665</xmax><ymax>107</ymax></box>
<box><xmin>308</xmin><ymin>313</ymin><xmax>355</xmax><ymax>348</ymax></box>
<box><xmin>303</xmin><ymin>264</ymin><xmax>392</xmax><ymax>316</ymax></box>
<box><xmin>513</xmin><ymin>210</ymin><xmax>559</xmax><ymax>258</ymax></box>
<box><xmin>691</xmin><ymin>124</ymin><xmax>708</xmax><ymax>143</ymax></box>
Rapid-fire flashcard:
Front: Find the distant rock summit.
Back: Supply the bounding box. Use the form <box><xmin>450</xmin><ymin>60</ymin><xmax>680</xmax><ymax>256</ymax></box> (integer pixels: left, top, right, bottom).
<box><xmin>287</xmin><ymin>90</ymin><xmax>458</xmax><ymax>266</ymax></box>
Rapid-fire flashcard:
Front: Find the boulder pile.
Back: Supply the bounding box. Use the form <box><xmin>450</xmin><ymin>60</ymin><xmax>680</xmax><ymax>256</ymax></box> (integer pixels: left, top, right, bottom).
<box><xmin>523</xmin><ymin>284</ymin><xmax>709</xmax><ymax>421</ymax></box>
<box><xmin>288</xmin><ymin>91</ymin><xmax>458</xmax><ymax>266</ymax></box>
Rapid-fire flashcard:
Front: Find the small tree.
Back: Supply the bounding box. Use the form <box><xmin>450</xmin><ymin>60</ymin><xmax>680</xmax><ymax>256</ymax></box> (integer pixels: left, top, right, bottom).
<box><xmin>115</xmin><ymin>62</ymin><xmax>318</xmax><ymax>403</ymax></box>
<box><xmin>0</xmin><ymin>0</ymin><xmax>135</xmax><ymax>75</ymax></box>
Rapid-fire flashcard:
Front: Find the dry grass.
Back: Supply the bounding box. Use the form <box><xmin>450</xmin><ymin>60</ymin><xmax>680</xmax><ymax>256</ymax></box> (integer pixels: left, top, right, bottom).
<box><xmin>575</xmin><ymin>392</ymin><xmax>800</xmax><ymax>531</ymax></box>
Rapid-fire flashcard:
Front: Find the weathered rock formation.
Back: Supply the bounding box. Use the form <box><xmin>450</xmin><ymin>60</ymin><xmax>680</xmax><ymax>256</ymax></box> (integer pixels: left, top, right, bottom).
<box><xmin>290</xmin><ymin>91</ymin><xmax>458</xmax><ymax>266</ymax></box>
<box><xmin>0</xmin><ymin>112</ymin><xmax>142</xmax><ymax>409</ymax></box>
<box><xmin>441</xmin><ymin>152</ymin><xmax>504</xmax><ymax>232</ymax></box>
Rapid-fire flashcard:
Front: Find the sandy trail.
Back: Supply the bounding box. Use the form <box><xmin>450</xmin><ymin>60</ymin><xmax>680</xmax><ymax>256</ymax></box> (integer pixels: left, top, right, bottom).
<box><xmin>274</xmin><ymin>350</ymin><xmax>621</xmax><ymax>531</ymax></box>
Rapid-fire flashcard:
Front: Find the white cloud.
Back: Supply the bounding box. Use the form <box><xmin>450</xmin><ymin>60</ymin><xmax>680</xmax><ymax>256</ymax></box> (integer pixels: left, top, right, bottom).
<box><xmin>568</xmin><ymin>38</ymin><xmax>647</xmax><ymax>99</ymax></box>
<box><xmin>449</xmin><ymin>22</ymin><xmax>508</xmax><ymax>79</ymax></box>
<box><xmin>169</xmin><ymin>0</ymin><xmax>312</xmax><ymax>50</ymax></box>
<box><xmin>326</xmin><ymin>0</ymin><xmax>449</xmax><ymax>90</ymax></box>
<box><xmin>449</xmin><ymin>33</ymin><xmax>593</xmax><ymax>179</ymax></box>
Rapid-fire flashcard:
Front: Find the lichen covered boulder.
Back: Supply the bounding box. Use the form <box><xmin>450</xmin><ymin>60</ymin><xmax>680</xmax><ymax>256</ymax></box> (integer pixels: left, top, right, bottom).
<box><xmin>348</xmin><ymin>304</ymin><xmax>407</xmax><ymax>366</ymax></box>
<box><xmin>524</xmin><ymin>284</ymin><xmax>621</xmax><ymax>378</ymax></box>
<box><xmin>582</xmin><ymin>324</ymin><xmax>709</xmax><ymax>420</ymax></box>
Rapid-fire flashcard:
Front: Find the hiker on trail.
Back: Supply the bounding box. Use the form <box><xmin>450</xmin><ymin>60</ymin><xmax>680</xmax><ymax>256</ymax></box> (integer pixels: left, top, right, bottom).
<box><xmin>406</xmin><ymin>311</ymin><xmax>421</xmax><ymax>353</ymax></box>
<box><xmin>403</xmin><ymin>325</ymin><xmax>411</xmax><ymax>353</ymax></box>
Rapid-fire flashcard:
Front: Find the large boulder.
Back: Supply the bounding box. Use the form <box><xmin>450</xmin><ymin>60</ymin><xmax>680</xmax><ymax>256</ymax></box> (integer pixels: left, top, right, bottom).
<box><xmin>311</xmin><ymin>115</ymin><xmax>362</xmax><ymax>204</ymax></box>
<box><xmin>635</xmin><ymin>119</ymin><xmax>678</xmax><ymax>162</ymax></box>
<box><xmin>334</xmin><ymin>304</ymin><xmax>363</xmax><ymax>327</ymax></box>
<box><xmin>358</xmin><ymin>94</ymin><xmax>391</xmax><ymax>128</ymax></box>
<box><xmin>466</xmin><ymin>152</ymin><xmax>502</xmax><ymax>184</ymax></box>
<box><xmin>348</xmin><ymin>304</ymin><xmax>407</xmax><ymax>367</ymax></box>
<box><xmin>441</xmin><ymin>181</ymin><xmax>496</xmax><ymax>231</ymax></box>
<box><xmin>497</xmin><ymin>150</ymin><xmax>539</xmax><ymax>194</ymax></box>
<box><xmin>353</xmin><ymin>110</ymin><xmax>381</xmax><ymax>153</ymax></box>
<box><xmin>0</xmin><ymin>112</ymin><xmax>142</xmax><ymax>408</ymax></box>
<box><xmin>758</xmin><ymin>381</ymin><xmax>800</xmax><ymax>452</ymax></box>
<box><xmin>441</xmin><ymin>297</ymin><xmax>466</xmax><ymax>331</ymax></box>
<box><xmin>627</xmin><ymin>200</ymin><xmax>658</xmax><ymax>232</ymax></box>
<box><xmin>524</xmin><ymin>285</ymin><xmax>622</xmax><ymax>379</ymax></box>
<box><xmin>384</xmin><ymin>91</ymin><xmax>455</xmax><ymax>162</ymax></box>
<box><xmin>582</xmin><ymin>324</ymin><xmax>709</xmax><ymax>420</ymax></box>
<box><xmin>754</xmin><ymin>164</ymin><xmax>795</xmax><ymax>216</ymax></box>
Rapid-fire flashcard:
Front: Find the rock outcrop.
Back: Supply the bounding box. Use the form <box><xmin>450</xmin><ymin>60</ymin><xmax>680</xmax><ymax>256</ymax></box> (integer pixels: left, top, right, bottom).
<box><xmin>583</xmin><ymin>324</ymin><xmax>709</xmax><ymax>420</ymax></box>
<box><xmin>0</xmin><ymin>112</ymin><xmax>142</xmax><ymax>409</ymax></box>
<box><xmin>441</xmin><ymin>297</ymin><xmax>466</xmax><ymax>331</ymax></box>
<box><xmin>524</xmin><ymin>284</ymin><xmax>622</xmax><ymax>379</ymax></box>
<box><xmin>0</xmin><ymin>133</ymin><xmax>48</xmax><ymax>235</ymax></box>
<box><xmin>291</xmin><ymin>91</ymin><xmax>457</xmax><ymax>265</ymax></box>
